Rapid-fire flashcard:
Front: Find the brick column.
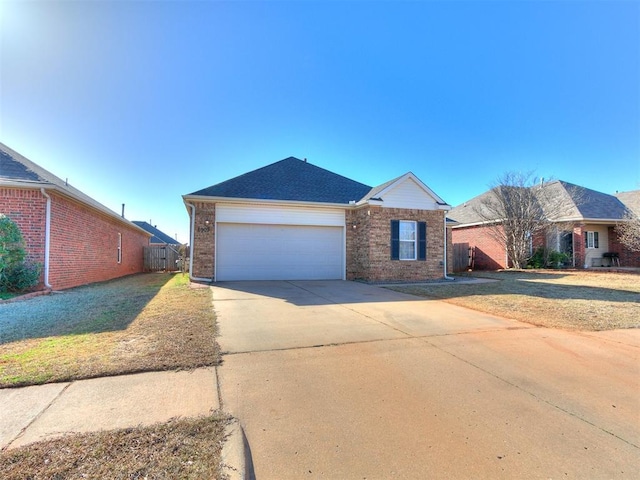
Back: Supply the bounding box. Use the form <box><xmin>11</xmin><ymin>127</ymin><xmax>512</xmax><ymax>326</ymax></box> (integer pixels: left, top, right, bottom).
<box><xmin>573</xmin><ymin>224</ymin><xmax>585</xmax><ymax>268</ymax></box>
<box><xmin>191</xmin><ymin>202</ymin><xmax>215</xmax><ymax>280</ymax></box>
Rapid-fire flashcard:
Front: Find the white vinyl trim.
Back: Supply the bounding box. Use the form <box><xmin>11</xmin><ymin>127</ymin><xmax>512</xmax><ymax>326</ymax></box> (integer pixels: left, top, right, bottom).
<box><xmin>216</xmin><ymin>203</ymin><xmax>345</xmax><ymax>226</ymax></box>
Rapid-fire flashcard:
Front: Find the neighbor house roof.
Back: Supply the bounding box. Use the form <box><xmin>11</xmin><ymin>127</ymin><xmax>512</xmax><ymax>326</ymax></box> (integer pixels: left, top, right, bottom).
<box><xmin>448</xmin><ymin>180</ymin><xmax>628</xmax><ymax>227</ymax></box>
<box><xmin>188</xmin><ymin>157</ymin><xmax>373</xmax><ymax>205</ymax></box>
<box><xmin>133</xmin><ymin>221</ymin><xmax>181</xmax><ymax>245</ymax></box>
<box><xmin>0</xmin><ymin>142</ymin><xmax>150</xmax><ymax>235</ymax></box>
<box><xmin>616</xmin><ymin>190</ymin><xmax>640</xmax><ymax>217</ymax></box>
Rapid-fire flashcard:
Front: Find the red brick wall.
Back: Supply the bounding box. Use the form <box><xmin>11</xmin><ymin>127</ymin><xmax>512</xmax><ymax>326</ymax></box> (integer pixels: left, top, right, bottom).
<box><xmin>0</xmin><ymin>188</ymin><xmax>47</xmax><ymax>275</ymax></box>
<box><xmin>573</xmin><ymin>224</ymin><xmax>586</xmax><ymax>269</ymax></box>
<box><xmin>346</xmin><ymin>206</ymin><xmax>446</xmax><ymax>282</ymax></box>
<box><xmin>608</xmin><ymin>226</ymin><xmax>640</xmax><ymax>267</ymax></box>
<box><xmin>451</xmin><ymin>225</ymin><xmax>508</xmax><ymax>270</ymax></box>
<box><xmin>1</xmin><ymin>187</ymin><xmax>149</xmax><ymax>290</ymax></box>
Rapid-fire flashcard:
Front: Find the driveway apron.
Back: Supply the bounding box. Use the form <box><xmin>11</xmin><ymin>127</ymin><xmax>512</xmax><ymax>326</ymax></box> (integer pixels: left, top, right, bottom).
<box><xmin>213</xmin><ymin>280</ymin><xmax>640</xmax><ymax>479</ymax></box>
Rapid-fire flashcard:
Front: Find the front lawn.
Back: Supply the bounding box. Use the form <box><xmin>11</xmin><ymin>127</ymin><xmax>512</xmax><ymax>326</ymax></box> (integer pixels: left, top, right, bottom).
<box><xmin>390</xmin><ymin>270</ymin><xmax>640</xmax><ymax>331</ymax></box>
<box><xmin>0</xmin><ymin>414</ymin><xmax>229</xmax><ymax>480</ymax></box>
<box><xmin>0</xmin><ymin>273</ymin><xmax>219</xmax><ymax>388</ymax></box>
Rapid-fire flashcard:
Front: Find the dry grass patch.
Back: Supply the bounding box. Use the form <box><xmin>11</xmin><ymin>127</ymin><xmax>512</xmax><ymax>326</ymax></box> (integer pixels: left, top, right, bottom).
<box><xmin>0</xmin><ymin>273</ymin><xmax>218</xmax><ymax>388</ymax></box>
<box><xmin>0</xmin><ymin>413</ymin><xmax>230</xmax><ymax>480</ymax></box>
<box><xmin>390</xmin><ymin>270</ymin><xmax>640</xmax><ymax>331</ymax></box>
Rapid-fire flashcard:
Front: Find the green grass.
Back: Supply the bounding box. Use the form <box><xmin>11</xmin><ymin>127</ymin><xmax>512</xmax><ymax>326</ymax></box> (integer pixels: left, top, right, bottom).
<box><xmin>0</xmin><ymin>274</ymin><xmax>229</xmax><ymax>479</ymax></box>
<box><xmin>390</xmin><ymin>270</ymin><xmax>640</xmax><ymax>331</ymax></box>
<box><xmin>0</xmin><ymin>273</ymin><xmax>219</xmax><ymax>387</ymax></box>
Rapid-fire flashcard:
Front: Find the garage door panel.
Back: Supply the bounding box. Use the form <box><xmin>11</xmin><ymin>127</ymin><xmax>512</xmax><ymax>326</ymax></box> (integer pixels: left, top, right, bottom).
<box><xmin>217</xmin><ymin>224</ymin><xmax>344</xmax><ymax>281</ymax></box>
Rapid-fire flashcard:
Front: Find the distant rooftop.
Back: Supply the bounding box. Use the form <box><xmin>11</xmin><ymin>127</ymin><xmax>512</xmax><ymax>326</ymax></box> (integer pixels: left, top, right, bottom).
<box><xmin>132</xmin><ymin>221</ymin><xmax>181</xmax><ymax>245</ymax></box>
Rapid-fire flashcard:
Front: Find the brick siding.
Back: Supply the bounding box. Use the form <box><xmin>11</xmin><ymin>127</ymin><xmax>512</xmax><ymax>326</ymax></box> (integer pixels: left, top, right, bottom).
<box><xmin>608</xmin><ymin>226</ymin><xmax>640</xmax><ymax>267</ymax></box>
<box><xmin>346</xmin><ymin>206</ymin><xmax>446</xmax><ymax>282</ymax></box>
<box><xmin>191</xmin><ymin>203</ymin><xmax>448</xmax><ymax>282</ymax></box>
<box><xmin>1</xmin><ymin>187</ymin><xmax>149</xmax><ymax>290</ymax></box>
<box><xmin>190</xmin><ymin>201</ymin><xmax>216</xmax><ymax>279</ymax></box>
<box><xmin>451</xmin><ymin>224</ymin><xmax>508</xmax><ymax>270</ymax></box>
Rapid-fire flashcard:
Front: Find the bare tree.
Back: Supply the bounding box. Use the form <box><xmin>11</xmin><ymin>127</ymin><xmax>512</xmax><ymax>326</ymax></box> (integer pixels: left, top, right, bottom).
<box><xmin>475</xmin><ymin>172</ymin><xmax>545</xmax><ymax>268</ymax></box>
<box><xmin>475</xmin><ymin>172</ymin><xmax>583</xmax><ymax>269</ymax></box>
<box><xmin>615</xmin><ymin>210</ymin><xmax>640</xmax><ymax>252</ymax></box>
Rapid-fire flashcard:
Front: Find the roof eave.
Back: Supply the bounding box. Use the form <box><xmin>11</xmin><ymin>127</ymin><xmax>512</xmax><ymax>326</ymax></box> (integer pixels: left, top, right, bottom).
<box><xmin>2</xmin><ymin>181</ymin><xmax>151</xmax><ymax>236</ymax></box>
<box><xmin>182</xmin><ymin>194</ymin><xmax>352</xmax><ymax>209</ymax></box>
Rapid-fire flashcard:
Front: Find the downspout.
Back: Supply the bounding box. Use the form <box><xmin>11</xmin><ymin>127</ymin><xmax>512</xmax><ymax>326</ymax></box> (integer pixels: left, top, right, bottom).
<box><xmin>443</xmin><ymin>214</ymin><xmax>454</xmax><ymax>280</ymax></box>
<box><xmin>185</xmin><ymin>202</ymin><xmax>213</xmax><ymax>282</ymax></box>
<box><xmin>40</xmin><ymin>188</ymin><xmax>52</xmax><ymax>289</ymax></box>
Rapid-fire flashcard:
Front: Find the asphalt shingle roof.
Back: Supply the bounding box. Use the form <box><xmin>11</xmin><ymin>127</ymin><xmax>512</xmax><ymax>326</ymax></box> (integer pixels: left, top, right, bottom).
<box><xmin>0</xmin><ymin>142</ymin><xmax>150</xmax><ymax>236</ymax></box>
<box><xmin>0</xmin><ymin>149</ymin><xmax>44</xmax><ymax>182</ymax></box>
<box><xmin>616</xmin><ymin>190</ymin><xmax>640</xmax><ymax>217</ymax></box>
<box><xmin>189</xmin><ymin>157</ymin><xmax>372</xmax><ymax>204</ymax></box>
<box><xmin>448</xmin><ymin>180</ymin><xmax>628</xmax><ymax>225</ymax></box>
<box><xmin>132</xmin><ymin>221</ymin><xmax>181</xmax><ymax>245</ymax></box>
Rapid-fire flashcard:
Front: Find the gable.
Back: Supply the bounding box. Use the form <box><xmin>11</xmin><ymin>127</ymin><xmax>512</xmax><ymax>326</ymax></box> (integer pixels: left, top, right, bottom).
<box><xmin>378</xmin><ymin>177</ymin><xmax>444</xmax><ymax>209</ymax></box>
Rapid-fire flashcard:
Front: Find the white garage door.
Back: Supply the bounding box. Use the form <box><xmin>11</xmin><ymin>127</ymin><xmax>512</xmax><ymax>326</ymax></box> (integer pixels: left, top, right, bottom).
<box><xmin>216</xmin><ymin>223</ymin><xmax>344</xmax><ymax>281</ymax></box>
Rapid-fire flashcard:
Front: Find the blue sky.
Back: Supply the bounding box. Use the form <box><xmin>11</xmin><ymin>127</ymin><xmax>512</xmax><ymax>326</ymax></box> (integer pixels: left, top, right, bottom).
<box><xmin>2</xmin><ymin>0</ymin><xmax>638</xmax><ymax>244</ymax></box>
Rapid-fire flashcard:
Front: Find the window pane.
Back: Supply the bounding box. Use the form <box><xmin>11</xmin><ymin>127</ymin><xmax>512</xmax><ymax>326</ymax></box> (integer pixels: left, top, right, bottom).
<box><xmin>399</xmin><ymin>240</ymin><xmax>415</xmax><ymax>260</ymax></box>
<box><xmin>399</xmin><ymin>221</ymin><xmax>416</xmax><ymax>241</ymax></box>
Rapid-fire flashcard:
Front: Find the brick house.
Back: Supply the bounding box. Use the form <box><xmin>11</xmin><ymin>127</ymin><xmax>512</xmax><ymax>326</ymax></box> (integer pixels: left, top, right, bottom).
<box><xmin>0</xmin><ymin>142</ymin><xmax>151</xmax><ymax>290</ymax></box>
<box><xmin>182</xmin><ymin>157</ymin><xmax>452</xmax><ymax>282</ymax></box>
<box><xmin>449</xmin><ymin>180</ymin><xmax>640</xmax><ymax>270</ymax></box>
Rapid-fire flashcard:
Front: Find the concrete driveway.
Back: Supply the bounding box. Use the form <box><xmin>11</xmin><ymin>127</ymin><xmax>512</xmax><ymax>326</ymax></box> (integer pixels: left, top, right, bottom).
<box><xmin>213</xmin><ymin>280</ymin><xmax>640</xmax><ymax>479</ymax></box>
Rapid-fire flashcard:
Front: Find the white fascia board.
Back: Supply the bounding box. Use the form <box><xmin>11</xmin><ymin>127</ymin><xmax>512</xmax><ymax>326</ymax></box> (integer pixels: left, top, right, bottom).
<box><xmin>182</xmin><ymin>195</ymin><xmax>351</xmax><ymax>210</ymax></box>
<box><xmin>450</xmin><ymin>219</ymin><xmax>504</xmax><ymax>229</ymax></box>
<box><xmin>551</xmin><ymin>217</ymin><xmax>626</xmax><ymax>224</ymax></box>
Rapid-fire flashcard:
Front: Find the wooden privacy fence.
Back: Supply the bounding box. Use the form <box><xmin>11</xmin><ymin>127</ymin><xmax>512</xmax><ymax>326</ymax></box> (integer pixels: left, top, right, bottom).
<box><xmin>143</xmin><ymin>245</ymin><xmax>182</xmax><ymax>272</ymax></box>
<box><xmin>452</xmin><ymin>243</ymin><xmax>474</xmax><ymax>272</ymax></box>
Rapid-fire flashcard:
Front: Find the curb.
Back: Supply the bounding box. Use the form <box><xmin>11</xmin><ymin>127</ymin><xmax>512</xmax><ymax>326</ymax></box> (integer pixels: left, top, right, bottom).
<box><xmin>221</xmin><ymin>418</ymin><xmax>254</xmax><ymax>480</ymax></box>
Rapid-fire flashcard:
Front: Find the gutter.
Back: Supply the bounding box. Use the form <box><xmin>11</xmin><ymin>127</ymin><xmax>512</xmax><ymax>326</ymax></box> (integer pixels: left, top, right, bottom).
<box><xmin>443</xmin><ymin>214</ymin><xmax>454</xmax><ymax>280</ymax></box>
<box><xmin>40</xmin><ymin>188</ymin><xmax>52</xmax><ymax>289</ymax></box>
<box><xmin>185</xmin><ymin>202</ymin><xmax>213</xmax><ymax>283</ymax></box>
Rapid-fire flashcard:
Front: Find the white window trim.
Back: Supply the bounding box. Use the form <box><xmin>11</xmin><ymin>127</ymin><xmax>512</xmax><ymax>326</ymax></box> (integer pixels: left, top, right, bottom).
<box><xmin>586</xmin><ymin>231</ymin><xmax>599</xmax><ymax>249</ymax></box>
<box><xmin>399</xmin><ymin>220</ymin><xmax>417</xmax><ymax>261</ymax></box>
<box><xmin>117</xmin><ymin>233</ymin><xmax>122</xmax><ymax>264</ymax></box>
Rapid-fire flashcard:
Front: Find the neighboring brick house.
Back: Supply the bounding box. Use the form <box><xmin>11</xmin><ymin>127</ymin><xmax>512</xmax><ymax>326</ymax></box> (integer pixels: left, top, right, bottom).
<box><xmin>449</xmin><ymin>180</ymin><xmax>639</xmax><ymax>270</ymax></box>
<box><xmin>0</xmin><ymin>142</ymin><xmax>151</xmax><ymax>290</ymax></box>
<box><xmin>183</xmin><ymin>157</ymin><xmax>452</xmax><ymax>282</ymax></box>
<box><xmin>614</xmin><ymin>190</ymin><xmax>640</xmax><ymax>267</ymax></box>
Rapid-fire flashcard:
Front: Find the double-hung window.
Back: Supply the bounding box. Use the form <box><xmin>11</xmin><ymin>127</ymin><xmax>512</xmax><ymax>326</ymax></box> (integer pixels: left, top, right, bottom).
<box><xmin>391</xmin><ymin>220</ymin><xmax>427</xmax><ymax>261</ymax></box>
<box><xmin>399</xmin><ymin>221</ymin><xmax>417</xmax><ymax>260</ymax></box>
<box><xmin>585</xmin><ymin>231</ymin><xmax>599</xmax><ymax>249</ymax></box>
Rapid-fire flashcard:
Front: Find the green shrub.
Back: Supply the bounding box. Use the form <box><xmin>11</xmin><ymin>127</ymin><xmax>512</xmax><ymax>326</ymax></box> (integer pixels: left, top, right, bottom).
<box><xmin>0</xmin><ymin>260</ymin><xmax>42</xmax><ymax>292</ymax></box>
<box><xmin>0</xmin><ymin>214</ymin><xmax>41</xmax><ymax>292</ymax></box>
<box><xmin>527</xmin><ymin>247</ymin><xmax>569</xmax><ymax>269</ymax></box>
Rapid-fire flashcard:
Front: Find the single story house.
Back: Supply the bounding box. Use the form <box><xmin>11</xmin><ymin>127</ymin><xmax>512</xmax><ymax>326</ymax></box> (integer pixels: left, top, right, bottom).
<box><xmin>0</xmin><ymin>142</ymin><xmax>151</xmax><ymax>290</ymax></box>
<box><xmin>183</xmin><ymin>157</ymin><xmax>452</xmax><ymax>282</ymax></box>
<box><xmin>449</xmin><ymin>180</ymin><xmax>640</xmax><ymax>270</ymax></box>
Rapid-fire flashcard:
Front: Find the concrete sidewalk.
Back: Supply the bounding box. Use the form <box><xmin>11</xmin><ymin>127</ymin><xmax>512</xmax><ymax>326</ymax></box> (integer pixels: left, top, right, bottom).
<box><xmin>0</xmin><ymin>367</ymin><xmax>219</xmax><ymax>450</ymax></box>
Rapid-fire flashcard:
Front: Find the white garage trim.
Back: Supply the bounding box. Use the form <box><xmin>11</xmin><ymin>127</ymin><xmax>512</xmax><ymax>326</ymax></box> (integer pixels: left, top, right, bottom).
<box><xmin>216</xmin><ymin>223</ymin><xmax>345</xmax><ymax>281</ymax></box>
<box><xmin>216</xmin><ymin>203</ymin><xmax>345</xmax><ymax>226</ymax></box>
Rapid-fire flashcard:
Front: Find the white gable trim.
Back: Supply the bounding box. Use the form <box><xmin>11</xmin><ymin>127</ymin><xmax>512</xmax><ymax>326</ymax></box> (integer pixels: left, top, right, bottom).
<box><xmin>360</xmin><ymin>173</ymin><xmax>450</xmax><ymax>210</ymax></box>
